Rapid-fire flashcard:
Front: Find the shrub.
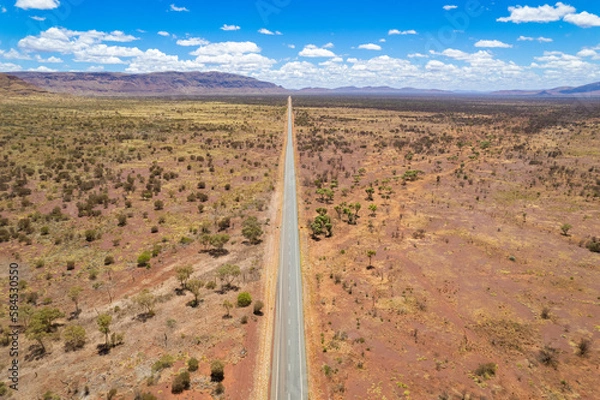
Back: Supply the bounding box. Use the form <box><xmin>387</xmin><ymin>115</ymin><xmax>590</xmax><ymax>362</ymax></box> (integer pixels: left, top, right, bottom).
<box><xmin>577</xmin><ymin>338</ymin><xmax>591</xmax><ymax>357</ymax></box>
<box><xmin>210</xmin><ymin>360</ymin><xmax>224</xmax><ymax>382</ymax></box>
<box><xmin>66</xmin><ymin>260</ymin><xmax>75</xmax><ymax>271</ymax></box>
<box><xmin>151</xmin><ymin>226</ymin><xmax>158</xmax><ymax>233</ymax></box>
<box><xmin>117</xmin><ymin>214</ymin><xmax>127</xmax><ymax>227</ymax></box>
<box><xmin>104</xmin><ymin>256</ymin><xmax>115</xmax><ymax>265</ymax></box>
<box><xmin>134</xmin><ymin>392</ymin><xmax>157</xmax><ymax>400</ymax></box>
<box><xmin>205</xmin><ymin>281</ymin><xmax>216</xmax><ymax>290</ymax></box>
<box><xmin>474</xmin><ymin>362</ymin><xmax>497</xmax><ymax>379</ymax></box>
<box><xmin>171</xmin><ymin>371</ymin><xmax>190</xmax><ymax>394</ymax></box>
<box><xmin>84</xmin><ymin>229</ymin><xmax>97</xmax><ymax>242</ymax></box>
<box><xmin>253</xmin><ymin>300</ymin><xmax>264</xmax><ymax>315</ymax></box>
<box><xmin>63</xmin><ymin>325</ymin><xmax>86</xmax><ymax>351</ymax></box>
<box><xmin>237</xmin><ymin>292</ymin><xmax>252</xmax><ymax>307</ymax></box>
<box><xmin>154</xmin><ymin>200</ymin><xmax>164</xmax><ymax>210</ymax></box>
<box><xmin>586</xmin><ymin>237</ymin><xmax>600</xmax><ymax>253</ymax></box>
<box><xmin>40</xmin><ymin>226</ymin><xmax>49</xmax><ymax>235</ymax></box>
<box><xmin>214</xmin><ymin>382</ymin><xmax>225</xmax><ymax>395</ymax></box>
<box><xmin>538</xmin><ymin>345</ymin><xmax>559</xmax><ymax>369</ymax></box>
<box><xmin>188</xmin><ymin>357</ymin><xmax>199</xmax><ymax>372</ymax></box>
<box><xmin>152</xmin><ymin>354</ymin><xmax>175</xmax><ymax>372</ymax></box>
<box><xmin>107</xmin><ymin>388</ymin><xmax>117</xmax><ymax>400</ymax></box>
<box><xmin>137</xmin><ymin>251</ymin><xmax>151</xmax><ymax>267</ymax></box>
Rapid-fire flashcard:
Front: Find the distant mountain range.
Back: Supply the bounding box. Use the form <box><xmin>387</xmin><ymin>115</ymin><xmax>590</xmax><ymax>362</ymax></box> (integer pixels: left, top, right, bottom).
<box><xmin>3</xmin><ymin>71</ymin><xmax>600</xmax><ymax>97</ymax></box>
<box><xmin>7</xmin><ymin>71</ymin><xmax>287</xmax><ymax>96</ymax></box>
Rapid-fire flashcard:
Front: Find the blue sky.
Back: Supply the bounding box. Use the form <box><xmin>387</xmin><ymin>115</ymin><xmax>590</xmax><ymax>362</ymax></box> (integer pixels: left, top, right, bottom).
<box><xmin>1</xmin><ymin>0</ymin><xmax>600</xmax><ymax>90</ymax></box>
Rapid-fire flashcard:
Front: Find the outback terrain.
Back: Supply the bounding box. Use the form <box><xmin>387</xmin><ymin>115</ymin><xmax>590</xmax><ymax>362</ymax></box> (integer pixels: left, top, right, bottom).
<box><xmin>294</xmin><ymin>97</ymin><xmax>600</xmax><ymax>400</ymax></box>
<box><xmin>0</xmin><ymin>90</ymin><xmax>286</xmax><ymax>399</ymax></box>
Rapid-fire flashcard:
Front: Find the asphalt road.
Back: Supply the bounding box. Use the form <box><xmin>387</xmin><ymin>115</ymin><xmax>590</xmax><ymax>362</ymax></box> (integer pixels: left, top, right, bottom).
<box><xmin>270</xmin><ymin>97</ymin><xmax>308</xmax><ymax>400</ymax></box>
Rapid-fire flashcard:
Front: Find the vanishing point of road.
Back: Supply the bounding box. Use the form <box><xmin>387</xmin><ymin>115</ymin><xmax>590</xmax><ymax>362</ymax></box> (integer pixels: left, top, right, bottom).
<box><xmin>270</xmin><ymin>97</ymin><xmax>308</xmax><ymax>400</ymax></box>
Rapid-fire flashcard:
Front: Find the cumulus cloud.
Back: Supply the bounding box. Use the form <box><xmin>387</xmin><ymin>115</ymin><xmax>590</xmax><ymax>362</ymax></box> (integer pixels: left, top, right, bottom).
<box><xmin>358</xmin><ymin>43</ymin><xmax>382</xmax><ymax>51</ymax></box>
<box><xmin>0</xmin><ymin>62</ymin><xmax>22</xmax><ymax>71</ymax></box>
<box><xmin>176</xmin><ymin>37</ymin><xmax>208</xmax><ymax>46</ymax></box>
<box><xmin>563</xmin><ymin>11</ymin><xmax>600</xmax><ymax>27</ymax></box>
<box><xmin>443</xmin><ymin>5</ymin><xmax>458</xmax><ymax>10</ymax></box>
<box><xmin>170</xmin><ymin>4</ymin><xmax>189</xmax><ymax>12</ymax></box>
<box><xmin>323</xmin><ymin>42</ymin><xmax>334</xmax><ymax>49</ymax></box>
<box><xmin>18</xmin><ymin>27</ymin><xmax>142</xmax><ymax>64</ymax></box>
<box><xmin>221</xmin><ymin>24</ymin><xmax>240</xmax><ymax>31</ymax></box>
<box><xmin>157</xmin><ymin>31</ymin><xmax>170</xmax><ymax>37</ymax></box>
<box><xmin>518</xmin><ymin>36</ymin><xmax>553</xmax><ymax>42</ymax></box>
<box><xmin>15</xmin><ymin>0</ymin><xmax>58</xmax><ymax>10</ymax></box>
<box><xmin>29</xmin><ymin>65</ymin><xmax>56</xmax><ymax>72</ymax></box>
<box><xmin>497</xmin><ymin>2</ymin><xmax>575</xmax><ymax>23</ymax></box>
<box><xmin>35</xmin><ymin>54</ymin><xmax>63</xmax><ymax>63</ymax></box>
<box><xmin>475</xmin><ymin>40</ymin><xmax>513</xmax><ymax>48</ymax></box>
<box><xmin>258</xmin><ymin>28</ymin><xmax>281</xmax><ymax>35</ymax></box>
<box><xmin>298</xmin><ymin>44</ymin><xmax>336</xmax><ymax>58</ymax></box>
<box><xmin>2</xmin><ymin>48</ymin><xmax>31</xmax><ymax>59</ymax></box>
<box><xmin>388</xmin><ymin>29</ymin><xmax>417</xmax><ymax>35</ymax></box>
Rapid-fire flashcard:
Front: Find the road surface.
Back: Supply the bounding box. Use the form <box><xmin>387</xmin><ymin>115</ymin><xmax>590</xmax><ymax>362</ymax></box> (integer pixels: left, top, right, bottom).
<box><xmin>270</xmin><ymin>97</ymin><xmax>308</xmax><ymax>400</ymax></box>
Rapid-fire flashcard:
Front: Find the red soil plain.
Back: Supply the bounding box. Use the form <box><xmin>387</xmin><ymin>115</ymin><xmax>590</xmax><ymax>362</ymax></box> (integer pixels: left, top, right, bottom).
<box><xmin>0</xmin><ymin>95</ymin><xmax>285</xmax><ymax>399</ymax></box>
<box><xmin>294</xmin><ymin>98</ymin><xmax>600</xmax><ymax>400</ymax></box>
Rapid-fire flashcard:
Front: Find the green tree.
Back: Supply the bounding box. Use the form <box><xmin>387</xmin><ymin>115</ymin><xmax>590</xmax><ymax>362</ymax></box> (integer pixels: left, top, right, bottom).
<box><xmin>367</xmin><ymin>250</ymin><xmax>376</xmax><ymax>266</ymax></box>
<box><xmin>171</xmin><ymin>371</ymin><xmax>190</xmax><ymax>394</ymax></box>
<box><xmin>310</xmin><ymin>209</ymin><xmax>332</xmax><ymax>239</ymax></box>
<box><xmin>175</xmin><ymin>265</ymin><xmax>194</xmax><ymax>289</ymax></box>
<box><xmin>253</xmin><ymin>300</ymin><xmax>264</xmax><ymax>315</ymax></box>
<box><xmin>97</xmin><ymin>313</ymin><xmax>112</xmax><ymax>346</ymax></box>
<box><xmin>365</xmin><ymin>186</ymin><xmax>375</xmax><ymax>201</ymax></box>
<box><xmin>560</xmin><ymin>223</ymin><xmax>572</xmax><ymax>236</ymax></box>
<box><xmin>188</xmin><ymin>357</ymin><xmax>199</xmax><ymax>372</ymax></box>
<box><xmin>237</xmin><ymin>292</ymin><xmax>252</xmax><ymax>307</ymax></box>
<box><xmin>68</xmin><ymin>286</ymin><xmax>83</xmax><ymax>314</ymax></box>
<box><xmin>133</xmin><ymin>289</ymin><xmax>156</xmax><ymax>316</ymax></box>
<box><xmin>242</xmin><ymin>216</ymin><xmax>263</xmax><ymax>244</ymax></box>
<box><xmin>216</xmin><ymin>264</ymin><xmax>241</xmax><ymax>289</ymax></box>
<box><xmin>209</xmin><ymin>233</ymin><xmax>230</xmax><ymax>253</ymax></box>
<box><xmin>187</xmin><ymin>279</ymin><xmax>205</xmax><ymax>307</ymax></box>
<box><xmin>26</xmin><ymin>307</ymin><xmax>64</xmax><ymax>352</ymax></box>
<box><xmin>368</xmin><ymin>203</ymin><xmax>377</xmax><ymax>217</ymax></box>
<box><xmin>137</xmin><ymin>251</ymin><xmax>151</xmax><ymax>267</ymax></box>
<box><xmin>63</xmin><ymin>325</ymin><xmax>86</xmax><ymax>351</ymax></box>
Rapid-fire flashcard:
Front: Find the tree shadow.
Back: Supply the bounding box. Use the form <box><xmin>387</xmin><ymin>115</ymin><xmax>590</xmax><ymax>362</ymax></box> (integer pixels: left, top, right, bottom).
<box><xmin>241</xmin><ymin>239</ymin><xmax>262</xmax><ymax>246</ymax></box>
<box><xmin>68</xmin><ymin>309</ymin><xmax>82</xmax><ymax>321</ymax></box>
<box><xmin>186</xmin><ymin>299</ymin><xmax>204</xmax><ymax>308</ymax></box>
<box><xmin>222</xmin><ymin>314</ymin><xmax>233</xmax><ymax>320</ymax></box>
<box><xmin>25</xmin><ymin>344</ymin><xmax>46</xmax><ymax>361</ymax></box>
<box><xmin>208</xmin><ymin>249</ymin><xmax>229</xmax><ymax>258</ymax></box>
<box><xmin>174</xmin><ymin>287</ymin><xmax>186</xmax><ymax>296</ymax></box>
<box><xmin>366</xmin><ymin>265</ymin><xmax>375</xmax><ymax>270</ymax></box>
<box><xmin>135</xmin><ymin>312</ymin><xmax>155</xmax><ymax>323</ymax></box>
<box><xmin>216</xmin><ymin>285</ymin><xmax>239</xmax><ymax>295</ymax></box>
<box><xmin>96</xmin><ymin>343</ymin><xmax>110</xmax><ymax>356</ymax></box>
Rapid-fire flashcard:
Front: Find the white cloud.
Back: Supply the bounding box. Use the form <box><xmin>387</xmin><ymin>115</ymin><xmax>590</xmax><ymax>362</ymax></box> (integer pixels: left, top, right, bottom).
<box><xmin>190</xmin><ymin>41</ymin><xmax>260</xmax><ymax>56</ymax></box>
<box><xmin>475</xmin><ymin>40</ymin><xmax>513</xmax><ymax>48</ymax></box>
<box><xmin>87</xmin><ymin>65</ymin><xmax>104</xmax><ymax>72</ymax></box>
<box><xmin>157</xmin><ymin>31</ymin><xmax>170</xmax><ymax>37</ymax></box>
<box><xmin>176</xmin><ymin>37</ymin><xmax>208</xmax><ymax>46</ymax></box>
<box><xmin>18</xmin><ymin>27</ymin><xmax>143</xmax><ymax>64</ymax></box>
<box><xmin>323</xmin><ymin>42</ymin><xmax>334</xmax><ymax>49</ymax></box>
<box><xmin>517</xmin><ymin>36</ymin><xmax>553</xmax><ymax>42</ymax></box>
<box><xmin>221</xmin><ymin>24</ymin><xmax>240</xmax><ymax>31</ymax></box>
<box><xmin>498</xmin><ymin>2</ymin><xmax>575</xmax><ymax>23</ymax></box>
<box><xmin>0</xmin><ymin>62</ymin><xmax>22</xmax><ymax>72</ymax></box>
<box><xmin>388</xmin><ymin>29</ymin><xmax>417</xmax><ymax>35</ymax></box>
<box><xmin>443</xmin><ymin>5</ymin><xmax>458</xmax><ymax>10</ymax></box>
<box><xmin>2</xmin><ymin>48</ymin><xmax>31</xmax><ymax>59</ymax></box>
<box><xmin>1</xmin><ymin>6</ymin><xmax>6</xmax><ymax>12</ymax></box>
<box><xmin>379</xmin><ymin>38</ymin><xmax>386</xmax><ymax>43</ymax></box>
<box><xmin>299</xmin><ymin>44</ymin><xmax>336</xmax><ymax>58</ymax></box>
<box><xmin>287</xmin><ymin>44</ymin><xmax>295</xmax><ymax>49</ymax></box>
<box><xmin>35</xmin><ymin>54</ymin><xmax>62</xmax><ymax>63</ymax></box>
<box><xmin>577</xmin><ymin>49</ymin><xmax>600</xmax><ymax>59</ymax></box>
<box><xmin>30</xmin><ymin>15</ymin><xmax>45</xmax><ymax>21</ymax></box>
<box><xmin>258</xmin><ymin>28</ymin><xmax>282</xmax><ymax>35</ymax></box>
<box><xmin>170</xmin><ymin>4</ymin><xmax>189</xmax><ymax>12</ymax></box>
<box><xmin>358</xmin><ymin>43</ymin><xmax>382</xmax><ymax>51</ymax></box>
<box><xmin>563</xmin><ymin>11</ymin><xmax>600</xmax><ymax>28</ymax></box>
<box><xmin>15</xmin><ymin>0</ymin><xmax>59</xmax><ymax>10</ymax></box>
<box><xmin>28</xmin><ymin>65</ymin><xmax>56</xmax><ymax>72</ymax></box>
<box><xmin>408</xmin><ymin>53</ymin><xmax>428</xmax><ymax>58</ymax></box>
